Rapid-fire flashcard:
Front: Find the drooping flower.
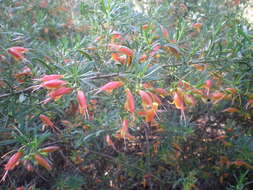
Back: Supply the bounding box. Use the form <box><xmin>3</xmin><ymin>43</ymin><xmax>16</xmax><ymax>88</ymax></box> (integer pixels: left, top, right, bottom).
<box><xmin>139</xmin><ymin>102</ymin><xmax>158</xmax><ymax>123</ymax></box>
<box><xmin>108</xmin><ymin>44</ymin><xmax>134</xmax><ymax>57</ymax></box>
<box><xmin>124</xmin><ymin>88</ymin><xmax>135</xmax><ymax>114</ymax></box>
<box><xmin>116</xmin><ymin>119</ymin><xmax>135</xmax><ymax>140</ymax></box>
<box><xmin>95</xmin><ymin>81</ymin><xmax>124</xmax><ymax>94</ymax></box>
<box><xmin>39</xmin><ymin>114</ymin><xmax>60</xmax><ymax>132</ymax></box>
<box><xmin>106</xmin><ymin>135</ymin><xmax>117</xmax><ymax>150</ymax></box>
<box><xmin>173</xmin><ymin>91</ymin><xmax>186</xmax><ymax>121</ymax></box>
<box><xmin>138</xmin><ymin>90</ymin><xmax>153</xmax><ymax>107</ymax></box>
<box><xmin>77</xmin><ymin>90</ymin><xmax>89</xmax><ymax>119</ymax></box>
<box><xmin>40</xmin><ymin>79</ymin><xmax>67</xmax><ymax>89</ymax></box>
<box><xmin>34</xmin><ymin>154</ymin><xmax>52</xmax><ymax>171</ymax></box>
<box><xmin>4</xmin><ymin>151</ymin><xmax>23</xmax><ymax>171</ymax></box>
<box><xmin>7</xmin><ymin>46</ymin><xmax>29</xmax><ymax>61</ymax></box>
<box><xmin>1</xmin><ymin>151</ymin><xmax>23</xmax><ymax>181</ymax></box>
<box><xmin>43</xmin><ymin>87</ymin><xmax>73</xmax><ymax>103</ymax></box>
<box><xmin>36</xmin><ymin>74</ymin><xmax>64</xmax><ymax>82</ymax></box>
<box><xmin>40</xmin><ymin>146</ymin><xmax>60</xmax><ymax>153</ymax></box>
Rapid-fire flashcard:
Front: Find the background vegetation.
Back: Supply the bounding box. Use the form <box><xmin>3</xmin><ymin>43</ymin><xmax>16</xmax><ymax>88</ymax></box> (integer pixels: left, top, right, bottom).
<box><xmin>0</xmin><ymin>0</ymin><xmax>253</xmax><ymax>189</ymax></box>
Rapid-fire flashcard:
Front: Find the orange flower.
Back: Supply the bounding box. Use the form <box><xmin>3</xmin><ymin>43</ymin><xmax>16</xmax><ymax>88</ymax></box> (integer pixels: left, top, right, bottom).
<box><xmin>139</xmin><ymin>102</ymin><xmax>158</xmax><ymax>122</ymax></box>
<box><xmin>108</xmin><ymin>44</ymin><xmax>134</xmax><ymax>57</ymax></box>
<box><xmin>160</xmin><ymin>25</ymin><xmax>169</xmax><ymax>39</ymax></box>
<box><xmin>7</xmin><ymin>46</ymin><xmax>29</xmax><ymax>60</ymax></box>
<box><xmin>106</xmin><ymin>135</ymin><xmax>117</xmax><ymax>150</ymax></box>
<box><xmin>153</xmin><ymin>88</ymin><xmax>167</xmax><ymax>97</ymax></box>
<box><xmin>124</xmin><ymin>89</ymin><xmax>135</xmax><ymax>114</ymax></box>
<box><xmin>34</xmin><ymin>154</ymin><xmax>52</xmax><ymax>171</ymax></box>
<box><xmin>40</xmin><ymin>146</ymin><xmax>60</xmax><ymax>153</ymax></box>
<box><xmin>111</xmin><ymin>31</ymin><xmax>122</xmax><ymax>41</ymax></box>
<box><xmin>225</xmin><ymin>88</ymin><xmax>237</xmax><ymax>95</ymax></box>
<box><xmin>147</xmin><ymin>92</ymin><xmax>162</xmax><ymax>105</ymax></box>
<box><xmin>173</xmin><ymin>92</ymin><xmax>186</xmax><ymax>121</ymax></box>
<box><xmin>95</xmin><ymin>81</ymin><xmax>124</xmax><ymax>94</ymax></box>
<box><xmin>223</xmin><ymin>107</ymin><xmax>239</xmax><ymax>113</ymax></box>
<box><xmin>192</xmin><ymin>64</ymin><xmax>205</xmax><ymax>71</ymax></box>
<box><xmin>246</xmin><ymin>99</ymin><xmax>253</xmax><ymax>109</ymax></box>
<box><xmin>111</xmin><ymin>53</ymin><xmax>127</xmax><ymax>64</ymax></box>
<box><xmin>210</xmin><ymin>91</ymin><xmax>226</xmax><ymax>103</ymax></box>
<box><xmin>77</xmin><ymin>90</ymin><xmax>89</xmax><ymax>119</ymax></box>
<box><xmin>138</xmin><ymin>90</ymin><xmax>153</xmax><ymax>107</ymax></box>
<box><xmin>192</xmin><ymin>23</ymin><xmax>203</xmax><ymax>32</ymax></box>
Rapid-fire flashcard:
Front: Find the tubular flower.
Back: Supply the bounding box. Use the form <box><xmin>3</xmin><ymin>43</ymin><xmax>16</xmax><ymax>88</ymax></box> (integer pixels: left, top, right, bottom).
<box><xmin>106</xmin><ymin>135</ymin><xmax>117</xmax><ymax>150</ymax></box>
<box><xmin>154</xmin><ymin>88</ymin><xmax>168</xmax><ymax>97</ymax></box>
<box><xmin>14</xmin><ymin>66</ymin><xmax>32</xmax><ymax>79</ymax></box>
<box><xmin>7</xmin><ymin>46</ymin><xmax>29</xmax><ymax>60</ymax></box>
<box><xmin>111</xmin><ymin>53</ymin><xmax>127</xmax><ymax>64</ymax></box>
<box><xmin>108</xmin><ymin>44</ymin><xmax>134</xmax><ymax>57</ymax></box>
<box><xmin>124</xmin><ymin>88</ymin><xmax>135</xmax><ymax>114</ymax></box>
<box><xmin>39</xmin><ymin>114</ymin><xmax>60</xmax><ymax>132</ymax></box>
<box><xmin>138</xmin><ymin>90</ymin><xmax>153</xmax><ymax>107</ymax></box>
<box><xmin>118</xmin><ymin>119</ymin><xmax>135</xmax><ymax>140</ymax></box>
<box><xmin>45</xmin><ymin>87</ymin><xmax>73</xmax><ymax>103</ymax></box>
<box><xmin>36</xmin><ymin>74</ymin><xmax>64</xmax><ymax>82</ymax></box>
<box><xmin>95</xmin><ymin>81</ymin><xmax>124</xmax><ymax>94</ymax></box>
<box><xmin>40</xmin><ymin>146</ymin><xmax>60</xmax><ymax>153</ymax></box>
<box><xmin>204</xmin><ymin>80</ymin><xmax>213</xmax><ymax>96</ymax></box>
<box><xmin>4</xmin><ymin>151</ymin><xmax>23</xmax><ymax>171</ymax></box>
<box><xmin>34</xmin><ymin>154</ymin><xmax>52</xmax><ymax>171</ymax></box>
<box><xmin>1</xmin><ymin>151</ymin><xmax>23</xmax><ymax>181</ymax></box>
<box><xmin>139</xmin><ymin>102</ymin><xmax>158</xmax><ymax>123</ymax></box>
<box><xmin>223</xmin><ymin>107</ymin><xmax>239</xmax><ymax>113</ymax></box>
<box><xmin>40</xmin><ymin>79</ymin><xmax>66</xmax><ymax>89</ymax></box>
<box><xmin>173</xmin><ymin>92</ymin><xmax>186</xmax><ymax>121</ymax></box>
<box><xmin>77</xmin><ymin>90</ymin><xmax>89</xmax><ymax>119</ymax></box>
<box><xmin>147</xmin><ymin>92</ymin><xmax>162</xmax><ymax>105</ymax></box>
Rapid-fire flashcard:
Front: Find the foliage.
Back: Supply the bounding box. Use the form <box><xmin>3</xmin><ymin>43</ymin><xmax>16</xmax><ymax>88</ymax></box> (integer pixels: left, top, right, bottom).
<box><xmin>0</xmin><ymin>0</ymin><xmax>253</xmax><ymax>189</ymax></box>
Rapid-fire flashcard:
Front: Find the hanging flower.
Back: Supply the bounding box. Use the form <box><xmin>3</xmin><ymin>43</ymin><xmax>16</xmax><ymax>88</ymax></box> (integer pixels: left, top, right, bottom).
<box><xmin>76</xmin><ymin>90</ymin><xmax>89</xmax><ymax>119</ymax></box>
<box><xmin>7</xmin><ymin>46</ymin><xmax>29</xmax><ymax>61</ymax></box>
<box><xmin>95</xmin><ymin>81</ymin><xmax>124</xmax><ymax>94</ymax></box>
<box><xmin>34</xmin><ymin>154</ymin><xmax>52</xmax><ymax>171</ymax></box>
<box><xmin>124</xmin><ymin>88</ymin><xmax>135</xmax><ymax>114</ymax></box>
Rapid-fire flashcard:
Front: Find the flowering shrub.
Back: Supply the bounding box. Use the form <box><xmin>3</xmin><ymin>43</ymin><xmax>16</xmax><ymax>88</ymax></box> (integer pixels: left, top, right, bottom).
<box><xmin>0</xmin><ymin>0</ymin><xmax>253</xmax><ymax>189</ymax></box>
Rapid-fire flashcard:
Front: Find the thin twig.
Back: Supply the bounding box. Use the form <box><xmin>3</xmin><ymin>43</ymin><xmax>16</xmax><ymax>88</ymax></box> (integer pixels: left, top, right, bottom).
<box><xmin>0</xmin><ymin>86</ymin><xmax>34</xmax><ymax>99</ymax></box>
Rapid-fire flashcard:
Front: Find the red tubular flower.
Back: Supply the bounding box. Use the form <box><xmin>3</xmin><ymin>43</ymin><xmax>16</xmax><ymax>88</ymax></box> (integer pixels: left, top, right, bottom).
<box><xmin>1</xmin><ymin>151</ymin><xmax>23</xmax><ymax>181</ymax></box>
<box><xmin>124</xmin><ymin>89</ymin><xmax>135</xmax><ymax>114</ymax></box>
<box><xmin>39</xmin><ymin>114</ymin><xmax>55</xmax><ymax>128</ymax></box>
<box><xmin>4</xmin><ymin>151</ymin><xmax>23</xmax><ymax>171</ymax></box>
<box><xmin>36</xmin><ymin>74</ymin><xmax>64</xmax><ymax>82</ymax></box>
<box><xmin>34</xmin><ymin>154</ymin><xmax>52</xmax><ymax>171</ymax></box>
<box><xmin>77</xmin><ymin>90</ymin><xmax>89</xmax><ymax>119</ymax></box>
<box><xmin>40</xmin><ymin>146</ymin><xmax>60</xmax><ymax>153</ymax></box>
<box><xmin>95</xmin><ymin>81</ymin><xmax>124</xmax><ymax>94</ymax></box>
<box><xmin>40</xmin><ymin>79</ymin><xmax>66</xmax><ymax>89</ymax></box>
<box><xmin>119</xmin><ymin>119</ymin><xmax>135</xmax><ymax>140</ymax></box>
<box><xmin>48</xmin><ymin>87</ymin><xmax>73</xmax><ymax>100</ymax></box>
<box><xmin>7</xmin><ymin>46</ymin><xmax>29</xmax><ymax>60</ymax></box>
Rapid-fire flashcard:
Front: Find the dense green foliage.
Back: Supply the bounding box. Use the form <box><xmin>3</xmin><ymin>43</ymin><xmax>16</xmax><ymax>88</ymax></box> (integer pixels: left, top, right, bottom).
<box><xmin>0</xmin><ymin>0</ymin><xmax>253</xmax><ymax>189</ymax></box>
